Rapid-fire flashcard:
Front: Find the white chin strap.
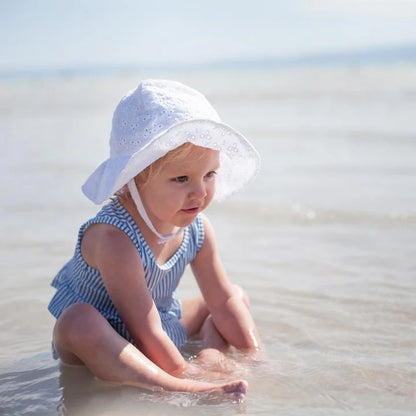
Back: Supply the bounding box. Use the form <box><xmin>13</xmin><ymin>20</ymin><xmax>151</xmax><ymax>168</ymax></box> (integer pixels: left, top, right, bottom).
<box><xmin>127</xmin><ymin>180</ymin><xmax>184</xmax><ymax>244</ymax></box>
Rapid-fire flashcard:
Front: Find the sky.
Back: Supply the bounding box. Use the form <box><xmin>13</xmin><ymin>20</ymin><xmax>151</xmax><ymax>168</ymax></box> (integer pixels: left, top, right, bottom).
<box><xmin>1</xmin><ymin>0</ymin><xmax>416</xmax><ymax>71</ymax></box>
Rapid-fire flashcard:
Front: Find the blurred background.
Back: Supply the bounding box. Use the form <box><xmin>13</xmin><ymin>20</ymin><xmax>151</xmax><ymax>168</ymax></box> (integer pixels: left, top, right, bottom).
<box><xmin>1</xmin><ymin>0</ymin><xmax>416</xmax><ymax>75</ymax></box>
<box><xmin>0</xmin><ymin>1</ymin><xmax>415</xmax><ymax>415</ymax></box>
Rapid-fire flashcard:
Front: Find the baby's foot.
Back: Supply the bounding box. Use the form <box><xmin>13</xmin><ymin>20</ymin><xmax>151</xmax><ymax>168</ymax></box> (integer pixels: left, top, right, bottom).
<box><xmin>199</xmin><ymin>379</ymin><xmax>248</xmax><ymax>404</ymax></box>
<box><xmin>221</xmin><ymin>379</ymin><xmax>248</xmax><ymax>403</ymax></box>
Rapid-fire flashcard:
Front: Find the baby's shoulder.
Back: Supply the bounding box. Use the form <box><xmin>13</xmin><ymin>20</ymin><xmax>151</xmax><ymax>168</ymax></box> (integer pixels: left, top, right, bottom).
<box><xmin>84</xmin><ymin>221</ymin><xmax>125</xmax><ymax>237</ymax></box>
<box><xmin>81</xmin><ymin>222</ymin><xmax>136</xmax><ymax>268</ymax></box>
<box><xmin>83</xmin><ymin>222</ymin><xmax>132</xmax><ymax>247</ymax></box>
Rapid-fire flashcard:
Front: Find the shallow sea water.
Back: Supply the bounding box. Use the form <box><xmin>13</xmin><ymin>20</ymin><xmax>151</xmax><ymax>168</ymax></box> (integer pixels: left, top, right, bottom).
<box><xmin>0</xmin><ymin>65</ymin><xmax>415</xmax><ymax>415</ymax></box>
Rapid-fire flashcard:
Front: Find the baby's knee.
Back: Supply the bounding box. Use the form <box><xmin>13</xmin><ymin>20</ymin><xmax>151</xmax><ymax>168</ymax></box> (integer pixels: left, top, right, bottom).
<box><xmin>57</xmin><ymin>302</ymin><xmax>97</xmax><ymax>326</ymax></box>
<box><xmin>54</xmin><ymin>303</ymin><xmax>104</xmax><ymax>346</ymax></box>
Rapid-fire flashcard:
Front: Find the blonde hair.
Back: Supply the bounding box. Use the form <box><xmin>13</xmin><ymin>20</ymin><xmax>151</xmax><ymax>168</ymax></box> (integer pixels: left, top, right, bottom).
<box><xmin>136</xmin><ymin>142</ymin><xmax>197</xmax><ymax>186</ymax></box>
<box><xmin>117</xmin><ymin>142</ymin><xmax>210</xmax><ymax>200</ymax></box>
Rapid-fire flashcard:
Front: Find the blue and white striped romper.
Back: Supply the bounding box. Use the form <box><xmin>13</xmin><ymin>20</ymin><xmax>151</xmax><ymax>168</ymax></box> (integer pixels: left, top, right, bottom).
<box><xmin>48</xmin><ymin>197</ymin><xmax>205</xmax><ymax>352</ymax></box>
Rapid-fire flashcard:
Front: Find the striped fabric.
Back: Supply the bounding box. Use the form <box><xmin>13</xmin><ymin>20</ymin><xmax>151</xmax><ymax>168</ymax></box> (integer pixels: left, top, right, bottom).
<box><xmin>48</xmin><ymin>197</ymin><xmax>205</xmax><ymax>350</ymax></box>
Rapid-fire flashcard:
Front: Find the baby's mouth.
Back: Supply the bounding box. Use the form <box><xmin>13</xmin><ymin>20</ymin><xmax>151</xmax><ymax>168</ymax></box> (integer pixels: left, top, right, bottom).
<box><xmin>181</xmin><ymin>206</ymin><xmax>200</xmax><ymax>214</ymax></box>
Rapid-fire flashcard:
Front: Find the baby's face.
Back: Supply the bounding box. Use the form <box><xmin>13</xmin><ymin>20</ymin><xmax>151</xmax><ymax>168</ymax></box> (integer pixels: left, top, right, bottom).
<box><xmin>138</xmin><ymin>146</ymin><xmax>220</xmax><ymax>231</ymax></box>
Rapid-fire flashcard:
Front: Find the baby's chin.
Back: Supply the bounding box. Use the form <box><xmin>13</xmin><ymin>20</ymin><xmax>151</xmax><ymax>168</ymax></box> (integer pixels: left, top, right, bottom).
<box><xmin>172</xmin><ymin>213</ymin><xmax>201</xmax><ymax>228</ymax></box>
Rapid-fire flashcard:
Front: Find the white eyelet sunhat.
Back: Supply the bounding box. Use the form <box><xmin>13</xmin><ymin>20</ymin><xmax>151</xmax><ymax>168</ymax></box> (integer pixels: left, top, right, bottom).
<box><xmin>82</xmin><ymin>79</ymin><xmax>260</xmax><ymax>206</ymax></box>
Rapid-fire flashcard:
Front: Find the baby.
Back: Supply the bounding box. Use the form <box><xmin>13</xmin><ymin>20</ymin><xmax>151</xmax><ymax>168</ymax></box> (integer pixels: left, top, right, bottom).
<box><xmin>48</xmin><ymin>79</ymin><xmax>262</xmax><ymax>402</ymax></box>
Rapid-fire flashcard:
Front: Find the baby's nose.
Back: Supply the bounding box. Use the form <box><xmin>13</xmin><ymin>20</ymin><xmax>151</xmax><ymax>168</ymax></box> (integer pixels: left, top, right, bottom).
<box><xmin>189</xmin><ymin>182</ymin><xmax>207</xmax><ymax>200</ymax></box>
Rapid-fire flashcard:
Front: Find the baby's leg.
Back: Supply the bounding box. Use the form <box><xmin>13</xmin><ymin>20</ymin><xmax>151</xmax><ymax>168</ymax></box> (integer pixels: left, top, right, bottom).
<box><xmin>181</xmin><ymin>287</ymin><xmax>249</xmax><ymax>373</ymax></box>
<box><xmin>53</xmin><ymin>303</ymin><xmax>246</xmax><ymax>398</ymax></box>
<box><xmin>180</xmin><ymin>294</ymin><xmax>210</xmax><ymax>338</ymax></box>
<box><xmin>196</xmin><ymin>316</ymin><xmax>246</xmax><ymax>375</ymax></box>
<box><xmin>181</xmin><ymin>285</ymin><xmax>249</xmax><ymax>348</ymax></box>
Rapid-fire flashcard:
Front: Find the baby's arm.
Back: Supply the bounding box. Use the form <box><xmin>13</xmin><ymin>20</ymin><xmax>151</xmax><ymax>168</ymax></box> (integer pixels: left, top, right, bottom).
<box><xmin>191</xmin><ymin>216</ymin><xmax>262</xmax><ymax>352</ymax></box>
<box><xmin>81</xmin><ymin>223</ymin><xmax>189</xmax><ymax>376</ymax></box>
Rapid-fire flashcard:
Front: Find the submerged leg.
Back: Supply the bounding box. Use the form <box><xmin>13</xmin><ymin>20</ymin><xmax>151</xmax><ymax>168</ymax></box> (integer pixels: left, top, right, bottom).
<box><xmin>52</xmin><ymin>303</ymin><xmax>247</xmax><ymax>398</ymax></box>
<box><xmin>181</xmin><ymin>286</ymin><xmax>251</xmax><ymax>373</ymax></box>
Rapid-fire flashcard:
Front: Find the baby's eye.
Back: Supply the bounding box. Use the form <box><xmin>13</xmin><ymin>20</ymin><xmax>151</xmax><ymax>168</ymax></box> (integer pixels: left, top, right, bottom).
<box><xmin>205</xmin><ymin>171</ymin><xmax>217</xmax><ymax>180</ymax></box>
<box><xmin>172</xmin><ymin>176</ymin><xmax>188</xmax><ymax>183</ymax></box>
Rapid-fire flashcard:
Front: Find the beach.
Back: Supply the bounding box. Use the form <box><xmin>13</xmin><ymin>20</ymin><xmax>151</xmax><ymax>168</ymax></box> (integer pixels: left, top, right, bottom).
<box><xmin>0</xmin><ymin>64</ymin><xmax>415</xmax><ymax>415</ymax></box>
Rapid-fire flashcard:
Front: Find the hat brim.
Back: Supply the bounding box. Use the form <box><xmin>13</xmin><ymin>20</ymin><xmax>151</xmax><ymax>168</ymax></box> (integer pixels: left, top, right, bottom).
<box><xmin>82</xmin><ymin>119</ymin><xmax>260</xmax><ymax>204</ymax></box>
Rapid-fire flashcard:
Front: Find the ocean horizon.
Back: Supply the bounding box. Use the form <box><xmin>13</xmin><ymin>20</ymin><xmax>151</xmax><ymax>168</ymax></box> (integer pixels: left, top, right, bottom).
<box><xmin>1</xmin><ymin>42</ymin><xmax>415</xmax><ymax>81</ymax></box>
